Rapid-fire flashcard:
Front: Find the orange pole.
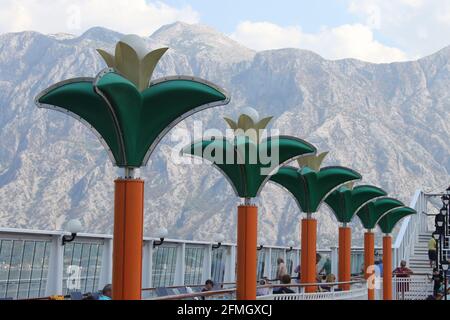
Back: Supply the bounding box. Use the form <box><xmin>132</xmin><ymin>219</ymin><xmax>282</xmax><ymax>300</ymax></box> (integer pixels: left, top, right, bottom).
<box><xmin>301</xmin><ymin>218</ymin><xmax>317</xmax><ymax>293</ymax></box>
<box><xmin>236</xmin><ymin>205</ymin><xmax>258</xmax><ymax>300</ymax></box>
<box><xmin>338</xmin><ymin>226</ymin><xmax>351</xmax><ymax>291</ymax></box>
<box><xmin>112</xmin><ymin>179</ymin><xmax>144</xmax><ymax>300</ymax></box>
<box><xmin>364</xmin><ymin>231</ymin><xmax>375</xmax><ymax>300</ymax></box>
<box><xmin>383</xmin><ymin>235</ymin><xmax>392</xmax><ymax>300</ymax></box>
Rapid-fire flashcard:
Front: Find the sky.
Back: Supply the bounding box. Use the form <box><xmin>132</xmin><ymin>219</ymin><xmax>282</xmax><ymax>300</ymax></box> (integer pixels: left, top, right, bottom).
<box><xmin>0</xmin><ymin>0</ymin><xmax>450</xmax><ymax>63</ymax></box>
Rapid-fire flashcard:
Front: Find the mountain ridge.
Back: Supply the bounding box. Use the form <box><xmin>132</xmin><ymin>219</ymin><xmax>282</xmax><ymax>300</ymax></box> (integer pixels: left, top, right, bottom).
<box><xmin>0</xmin><ymin>23</ymin><xmax>448</xmax><ymax>248</ymax></box>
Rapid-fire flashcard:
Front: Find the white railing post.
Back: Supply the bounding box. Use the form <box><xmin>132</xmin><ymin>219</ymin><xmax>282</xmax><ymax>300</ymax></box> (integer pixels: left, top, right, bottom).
<box><xmin>202</xmin><ymin>245</ymin><xmax>212</xmax><ymax>283</ymax></box>
<box><xmin>331</xmin><ymin>247</ymin><xmax>338</xmax><ymax>276</ymax></box>
<box><xmin>45</xmin><ymin>234</ymin><xmax>64</xmax><ymax>296</ymax></box>
<box><xmin>174</xmin><ymin>243</ymin><xmax>185</xmax><ymax>286</ymax></box>
<box><xmin>264</xmin><ymin>248</ymin><xmax>272</xmax><ymax>279</ymax></box>
<box><xmin>224</xmin><ymin>245</ymin><xmax>236</xmax><ymax>283</ymax></box>
<box><xmin>142</xmin><ymin>240</ymin><xmax>153</xmax><ymax>289</ymax></box>
<box><xmin>98</xmin><ymin>238</ymin><xmax>113</xmax><ymax>290</ymax></box>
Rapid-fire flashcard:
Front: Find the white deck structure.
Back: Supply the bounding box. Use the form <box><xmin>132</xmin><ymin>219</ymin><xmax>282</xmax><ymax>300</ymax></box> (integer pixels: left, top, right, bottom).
<box><xmin>0</xmin><ymin>190</ymin><xmax>438</xmax><ymax>300</ymax></box>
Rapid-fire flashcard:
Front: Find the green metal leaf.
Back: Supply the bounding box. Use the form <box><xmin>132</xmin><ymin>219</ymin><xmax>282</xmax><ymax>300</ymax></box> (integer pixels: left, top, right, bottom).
<box><xmin>37</xmin><ymin>71</ymin><xmax>230</xmax><ymax>168</ymax></box>
<box><xmin>377</xmin><ymin>207</ymin><xmax>417</xmax><ymax>234</ymax></box>
<box><xmin>325</xmin><ymin>185</ymin><xmax>388</xmax><ymax>224</ymax></box>
<box><xmin>270</xmin><ymin>166</ymin><xmax>362</xmax><ymax>214</ymax></box>
<box><xmin>36</xmin><ymin>79</ymin><xmax>124</xmax><ymax>165</ymax></box>
<box><xmin>182</xmin><ymin>136</ymin><xmax>317</xmax><ymax>198</ymax></box>
<box><xmin>356</xmin><ymin>198</ymin><xmax>404</xmax><ymax>230</ymax></box>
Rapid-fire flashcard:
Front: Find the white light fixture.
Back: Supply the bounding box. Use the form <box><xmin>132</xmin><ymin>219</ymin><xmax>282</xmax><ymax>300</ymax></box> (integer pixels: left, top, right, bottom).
<box><xmin>62</xmin><ymin>219</ymin><xmax>83</xmax><ymax>245</ymax></box>
<box><xmin>153</xmin><ymin>227</ymin><xmax>168</xmax><ymax>248</ymax></box>
<box><xmin>436</xmin><ymin>212</ymin><xmax>445</xmax><ymax>228</ymax></box>
<box><xmin>443</xmin><ymin>195</ymin><xmax>450</xmax><ymax>206</ymax></box>
<box><xmin>287</xmin><ymin>240</ymin><xmax>295</xmax><ymax>252</ymax></box>
<box><xmin>442</xmin><ymin>262</ymin><xmax>449</xmax><ymax>272</ymax></box>
<box><xmin>258</xmin><ymin>238</ymin><xmax>266</xmax><ymax>251</ymax></box>
<box><xmin>213</xmin><ymin>233</ymin><xmax>225</xmax><ymax>250</ymax></box>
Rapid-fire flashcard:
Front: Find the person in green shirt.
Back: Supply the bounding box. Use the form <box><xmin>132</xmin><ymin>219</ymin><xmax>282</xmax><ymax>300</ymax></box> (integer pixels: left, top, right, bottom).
<box><xmin>319</xmin><ymin>257</ymin><xmax>332</xmax><ymax>275</ymax></box>
<box><xmin>428</xmin><ymin>237</ymin><xmax>437</xmax><ymax>268</ymax></box>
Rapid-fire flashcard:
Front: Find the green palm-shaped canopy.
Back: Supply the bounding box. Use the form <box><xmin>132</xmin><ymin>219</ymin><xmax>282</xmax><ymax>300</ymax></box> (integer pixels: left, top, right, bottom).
<box><xmin>356</xmin><ymin>198</ymin><xmax>405</xmax><ymax>230</ymax></box>
<box><xmin>181</xmin><ymin>136</ymin><xmax>317</xmax><ymax>198</ymax></box>
<box><xmin>36</xmin><ymin>71</ymin><xmax>229</xmax><ymax>168</ymax></box>
<box><xmin>325</xmin><ymin>185</ymin><xmax>388</xmax><ymax>224</ymax></box>
<box><xmin>269</xmin><ymin>166</ymin><xmax>362</xmax><ymax>214</ymax></box>
<box><xmin>377</xmin><ymin>207</ymin><xmax>417</xmax><ymax>234</ymax></box>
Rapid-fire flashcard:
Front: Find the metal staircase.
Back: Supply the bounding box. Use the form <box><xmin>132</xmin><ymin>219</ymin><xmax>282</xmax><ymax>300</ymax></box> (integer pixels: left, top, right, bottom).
<box><xmin>408</xmin><ymin>233</ymin><xmax>433</xmax><ymax>274</ymax></box>
<box><xmin>393</xmin><ymin>191</ymin><xmax>450</xmax><ymax>275</ymax></box>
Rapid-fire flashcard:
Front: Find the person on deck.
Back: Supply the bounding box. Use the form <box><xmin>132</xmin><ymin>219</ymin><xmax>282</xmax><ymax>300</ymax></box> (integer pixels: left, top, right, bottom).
<box><xmin>200</xmin><ymin>280</ymin><xmax>215</xmax><ymax>300</ymax></box>
<box><xmin>99</xmin><ymin>284</ymin><xmax>112</xmax><ymax>300</ymax></box>
<box><xmin>273</xmin><ymin>275</ymin><xmax>295</xmax><ymax>294</ymax></box>
<box><xmin>428</xmin><ymin>236</ymin><xmax>437</xmax><ymax>268</ymax></box>
<box><xmin>256</xmin><ymin>279</ymin><xmax>270</xmax><ymax>296</ymax></box>
<box><xmin>430</xmin><ymin>268</ymin><xmax>443</xmax><ymax>297</ymax></box>
<box><xmin>294</xmin><ymin>265</ymin><xmax>301</xmax><ymax>283</ymax></box>
<box><xmin>276</xmin><ymin>258</ymin><xmax>288</xmax><ymax>281</ymax></box>
<box><xmin>393</xmin><ymin>260</ymin><xmax>413</xmax><ymax>277</ymax></box>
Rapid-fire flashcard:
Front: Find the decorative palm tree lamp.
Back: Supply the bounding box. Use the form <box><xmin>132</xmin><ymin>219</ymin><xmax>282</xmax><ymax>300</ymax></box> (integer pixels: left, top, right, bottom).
<box><xmin>269</xmin><ymin>152</ymin><xmax>362</xmax><ymax>293</ymax></box>
<box><xmin>325</xmin><ymin>185</ymin><xmax>387</xmax><ymax>291</ymax></box>
<box><xmin>182</xmin><ymin>110</ymin><xmax>317</xmax><ymax>300</ymax></box>
<box><xmin>377</xmin><ymin>206</ymin><xmax>416</xmax><ymax>300</ymax></box>
<box><xmin>356</xmin><ymin>197</ymin><xmax>404</xmax><ymax>300</ymax></box>
<box><xmin>35</xmin><ymin>35</ymin><xmax>230</xmax><ymax>300</ymax></box>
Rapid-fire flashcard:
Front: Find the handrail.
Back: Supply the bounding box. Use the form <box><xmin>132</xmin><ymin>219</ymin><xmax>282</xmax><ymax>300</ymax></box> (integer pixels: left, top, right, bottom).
<box><xmin>142</xmin><ymin>276</ymin><xmax>364</xmax><ymax>292</ymax></box>
<box><xmin>392</xmin><ymin>190</ymin><xmax>428</xmax><ymax>268</ymax></box>
<box><xmin>142</xmin><ymin>282</ymin><xmax>237</xmax><ymax>291</ymax></box>
<box><xmin>150</xmin><ymin>288</ymin><xmax>236</xmax><ymax>300</ymax></box>
<box><xmin>148</xmin><ymin>279</ymin><xmax>366</xmax><ymax>300</ymax></box>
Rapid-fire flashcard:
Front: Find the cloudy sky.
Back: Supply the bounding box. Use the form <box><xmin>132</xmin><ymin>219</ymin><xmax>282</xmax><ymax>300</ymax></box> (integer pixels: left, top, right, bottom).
<box><xmin>0</xmin><ymin>0</ymin><xmax>449</xmax><ymax>63</ymax></box>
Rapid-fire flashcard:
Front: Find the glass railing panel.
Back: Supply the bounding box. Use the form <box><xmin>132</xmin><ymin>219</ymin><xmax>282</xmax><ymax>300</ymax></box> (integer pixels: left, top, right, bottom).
<box><xmin>152</xmin><ymin>245</ymin><xmax>177</xmax><ymax>288</ymax></box>
<box><xmin>62</xmin><ymin>241</ymin><xmax>104</xmax><ymax>295</ymax></box>
<box><xmin>0</xmin><ymin>239</ymin><xmax>13</xmax><ymax>298</ymax></box>
<box><xmin>184</xmin><ymin>246</ymin><xmax>205</xmax><ymax>285</ymax></box>
<box><xmin>0</xmin><ymin>239</ymin><xmax>50</xmax><ymax>299</ymax></box>
<box><xmin>6</xmin><ymin>240</ymin><xmax>25</xmax><ymax>299</ymax></box>
<box><xmin>350</xmin><ymin>251</ymin><xmax>365</xmax><ymax>276</ymax></box>
<box><xmin>286</xmin><ymin>250</ymin><xmax>297</xmax><ymax>276</ymax></box>
<box><xmin>211</xmin><ymin>247</ymin><xmax>225</xmax><ymax>285</ymax></box>
<box><xmin>257</xmin><ymin>248</ymin><xmax>266</xmax><ymax>280</ymax></box>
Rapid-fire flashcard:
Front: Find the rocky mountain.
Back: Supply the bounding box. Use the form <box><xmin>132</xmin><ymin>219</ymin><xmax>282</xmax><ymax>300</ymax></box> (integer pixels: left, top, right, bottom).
<box><xmin>0</xmin><ymin>22</ymin><xmax>448</xmax><ymax>248</ymax></box>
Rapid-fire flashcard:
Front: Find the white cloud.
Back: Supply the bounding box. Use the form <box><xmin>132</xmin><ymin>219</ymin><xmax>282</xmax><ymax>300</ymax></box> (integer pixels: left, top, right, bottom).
<box><xmin>230</xmin><ymin>21</ymin><xmax>303</xmax><ymax>50</ymax></box>
<box><xmin>0</xmin><ymin>0</ymin><xmax>199</xmax><ymax>35</ymax></box>
<box><xmin>231</xmin><ymin>21</ymin><xmax>407</xmax><ymax>63</ymax></box>
<box><xmin>347</xmin><ymin>0</ymin><xmax>450</xmax><ymax>58</ymax></box>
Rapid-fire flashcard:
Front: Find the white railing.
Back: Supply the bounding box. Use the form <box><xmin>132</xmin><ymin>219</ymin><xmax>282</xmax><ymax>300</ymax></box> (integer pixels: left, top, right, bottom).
<box><xmin>392</xmin><ymin>190</ymin><xmax>429</xmax><ymax>268</ymax></box>
<box><xmin>392</xmin><ymin>275</ymin><xmax>433</xmax><ymax>300</ymax></box>
<box><xmin>375</xmin><ymin>275</ymin><xmax>434</xmax><ymax>300</ymax></box>
<box><xmin>258</xmin><ymin>287</ymin><xmax>368</xmax><ymax>300</ymax></box>
<box><xmin>1</xmin><ymin>227</ymin><xmax>345</xmax><ymax>298</ymax></box>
